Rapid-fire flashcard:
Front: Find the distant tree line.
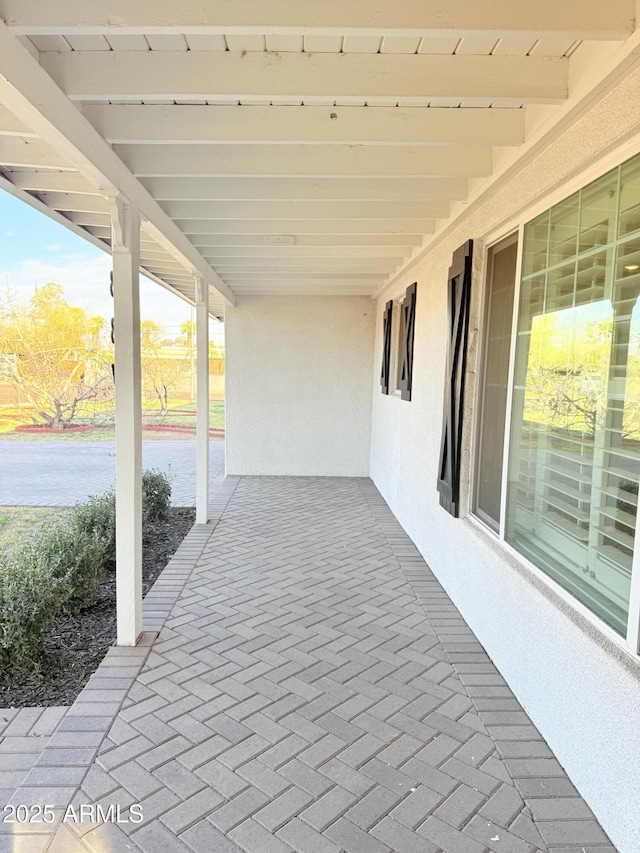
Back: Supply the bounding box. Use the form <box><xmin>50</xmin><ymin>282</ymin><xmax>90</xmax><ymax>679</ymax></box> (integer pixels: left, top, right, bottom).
<box><xmin>0</xmin><ymin>283</ymin><xmax>223</xmax><ymax>428</ymax></box>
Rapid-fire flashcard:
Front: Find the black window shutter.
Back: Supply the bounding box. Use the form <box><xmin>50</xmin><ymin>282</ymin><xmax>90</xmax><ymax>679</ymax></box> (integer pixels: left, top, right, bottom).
<box><xmin>398</xmin><ymin>283</ymin><xmax>417</xmax><ymax>401</ymax></box>
<box><xmin>437</xmin><ymin>240</ymin><xmax>473</xmax><ymax>517</ymax></box>
<box><xmin>380</xmin><ymin>300</ymin><xmax>393</xmax><ymax>394</ymax></box>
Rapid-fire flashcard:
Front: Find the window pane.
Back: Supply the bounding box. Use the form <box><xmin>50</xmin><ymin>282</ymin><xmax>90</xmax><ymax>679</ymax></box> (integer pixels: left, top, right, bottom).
<box><xmin>579</xmin><ymin>171</ymin><xmax>617</xmax><ymax>254</ymax></box>
<box><xmin>396</xmin><ymin>298</ymin><xmax>405</xmax><ymax>391</ymax></box>
<box><xmin>619</xmin><ymin>156</ymin><xmax>640</xmax><ymax>238</ymax></box>
<box><xmin>506</xmin><ymin>157</ymin><xmax>640</xmax><ymax>636</ymax></box>
<box><xmin>548</xmin><ymin>193</ymin><xmax>579</xmax><ymax>267</ymax></box>
<box><xmin>473</xmin><ymin>235</ymin><xmax>517</xmax><ymax>530</ymax></box>
<box><xmin>522</xmin><ymin>211</ymin><xmax>548</xmax><ymax>277</ymax></box>
<box><xmin>519</xmin><ymin>274</ymin><xmax>545</xmax><ymax>328</ymax></box>
<box><xmin>576</xmin><ymin>249</ymin><xmax>608</xmax><ymax>307</ymax></box>
<box><xmin>545</xmin><ymin>261</ymin><xmax>576</xmax><ymax>313</ymax></box>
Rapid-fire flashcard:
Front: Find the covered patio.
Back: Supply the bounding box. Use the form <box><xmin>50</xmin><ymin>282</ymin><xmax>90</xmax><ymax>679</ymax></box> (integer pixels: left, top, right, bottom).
<box><xmin>2</xmin><ymin>475</ymin><xmax>613</xmax><ymax>852</ymax></box>
<box><xmin>1</xmin><ymin>2</ymin><xmax>640</xmax><ymax>851</ymax></box>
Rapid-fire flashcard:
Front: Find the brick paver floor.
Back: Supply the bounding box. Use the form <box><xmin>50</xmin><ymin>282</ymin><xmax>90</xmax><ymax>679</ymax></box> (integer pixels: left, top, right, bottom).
<box><xmin>0</xmin><ymin>438</ymin><xmax>225</xmax><ymax>507</ymax></box>
<box><xmin>1</xmin><ymin>477</ymin><xmax>616</xmax><ymax>852</ymax></box>
<box><xmin>0</xmin><ymin>707</ymin><xmax>69</xmax><ymax>807</ymax></box>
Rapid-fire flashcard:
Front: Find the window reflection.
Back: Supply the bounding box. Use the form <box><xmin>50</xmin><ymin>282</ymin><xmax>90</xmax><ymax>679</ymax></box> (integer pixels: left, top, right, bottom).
<box><xmin>507</xmin><ymin>157</ymin><xmax>640</xmax><ymax>636</ymax></box>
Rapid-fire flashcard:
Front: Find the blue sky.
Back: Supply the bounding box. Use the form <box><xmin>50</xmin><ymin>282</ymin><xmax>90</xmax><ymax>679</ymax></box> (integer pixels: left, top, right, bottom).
<box><xmin>0</xmin><ymin>188</ymin><xmax>223</xmax><ymax>340</ymax></box>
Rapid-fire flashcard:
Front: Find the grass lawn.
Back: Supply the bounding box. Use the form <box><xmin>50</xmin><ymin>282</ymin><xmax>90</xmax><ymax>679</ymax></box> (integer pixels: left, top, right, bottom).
<box><xmin>158</xmin><ymin>400</ymin><xmax>225</xmax><ymax>429</ymax></box>
<box><xmin>0</xmin><ymin>401</ymin><xmax>225</xmax><ymax>440</ymax></box>
<box><xmin>0</xmin><ymin>507</ymin><xmax>70</xmax><ymax>555</ymax></box>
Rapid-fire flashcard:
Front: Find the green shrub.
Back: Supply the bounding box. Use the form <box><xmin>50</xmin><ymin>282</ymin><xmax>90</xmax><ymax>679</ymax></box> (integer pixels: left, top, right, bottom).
<box><xmin>0</xmin><ymin>469</ymin><xmax>172</xmax><ymax>675</ymax></box>
<box><xmin>39</xmin><ymin>522</ymin><xmax>105</xmax><ymax>613</ymax></box>
<box><xmin>68</xmin><ymin>468</ymin><xmax>172</xmax><ymax>569</ymax></box>
<box><xmin>0</xmin><ymin>544</ymin><xmax>67</xmax><ymax>675</ymax></box>
<box><xmin>0</xmin><ymin>516</ymin><xmax>104</xmax><ymax>675</ymax></box>
<box><xmin>71</xmin><ymin>489</ymin><xmax>116</xmax><ymax>571</ymax></box>
<box><xmin>142</xmin><ymin>468</ymin><xmax>172</xmax><ymax>523</ymax></box>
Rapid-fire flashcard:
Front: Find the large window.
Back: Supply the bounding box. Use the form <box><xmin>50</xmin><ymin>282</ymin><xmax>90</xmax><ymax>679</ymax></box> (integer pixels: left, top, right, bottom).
<box><xmin>504</xmin><ymin>154</ymin><xmax>640</xmax><ymax>636</ymax></box>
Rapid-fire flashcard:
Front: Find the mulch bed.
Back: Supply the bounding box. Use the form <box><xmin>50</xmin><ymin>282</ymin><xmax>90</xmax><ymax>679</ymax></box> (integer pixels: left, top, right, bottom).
<box><xmin>0</xmin><ymin>507</ymin><xmax>195</xmax><ymax>708</ymax></box>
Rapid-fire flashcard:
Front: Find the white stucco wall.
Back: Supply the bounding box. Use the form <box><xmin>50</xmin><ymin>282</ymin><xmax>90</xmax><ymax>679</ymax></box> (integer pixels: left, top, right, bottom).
<box><xmin>370</xmin><ymin>69</ymin><xmax>640</xmax><ymax>853</ymax></box>
<box><xmin>226</xmin><ymin>295</ymin><xmax>374</xmax><ymax>476</ymax></box>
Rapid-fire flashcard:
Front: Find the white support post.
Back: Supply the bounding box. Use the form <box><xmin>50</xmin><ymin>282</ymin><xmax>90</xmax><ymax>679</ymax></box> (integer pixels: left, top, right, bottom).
<box><xmin>195</xmin><ymin>275</ymin><xmax>210</xmax><ymax>524</ymax></box>
<box><xmin>111</xmin><ymin>197</ymin><xmax>143</xmax><ymax>646</ymax></box>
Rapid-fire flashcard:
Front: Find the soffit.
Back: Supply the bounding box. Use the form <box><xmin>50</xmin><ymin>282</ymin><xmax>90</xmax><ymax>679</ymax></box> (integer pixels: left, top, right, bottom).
<box><xmin>0</xmin><ymin>1</ymin><xmax>636</xmax><ymax>304</ymax></box>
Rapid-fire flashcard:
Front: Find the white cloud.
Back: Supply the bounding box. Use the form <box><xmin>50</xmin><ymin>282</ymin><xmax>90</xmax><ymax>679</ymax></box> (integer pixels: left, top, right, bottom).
<box><xmin>46</xmin><ymin>243</ymin><xmax>61</xmax><ymax>251</ymax></box>
<box><xmin>1</xmin><ymin>254</ymin><xmax>113</xmax><ymax>318</ymax></box>
<box><xmin>0</xmin><ymin>253</ymin><xmax>201</xmax><ymax>331</ymax></box>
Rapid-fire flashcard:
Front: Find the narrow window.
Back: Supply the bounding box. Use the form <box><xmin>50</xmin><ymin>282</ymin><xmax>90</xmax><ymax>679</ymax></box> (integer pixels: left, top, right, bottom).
<box><xmin>394</xmin><ymin>295</ymin><xmax>405</xmax><ymax>392</ymax></box>
<box><xmin>380</xmin><ymin>300</ymin><xmax>393</xmax><ymax>395</ymax></box>
<box><xmin>398</xmin><ymin>283</ymin><xmax>417</xmax><ymax>401</ymax></box>
<box><xmin>473</xmin><ymin>234</ymin><xmax>518</xmax><ymax>531</ymax></box>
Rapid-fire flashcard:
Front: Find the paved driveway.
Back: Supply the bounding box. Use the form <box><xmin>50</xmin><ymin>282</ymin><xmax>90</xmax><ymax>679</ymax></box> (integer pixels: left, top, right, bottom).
<box><xmin>0</xmin><ymin>439</ymin><xmax>225</xmax><ymax>507</ymax></box>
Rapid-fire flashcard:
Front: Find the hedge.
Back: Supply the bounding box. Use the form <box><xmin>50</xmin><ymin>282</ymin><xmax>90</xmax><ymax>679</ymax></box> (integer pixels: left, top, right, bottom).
<box><xmin>0</xmin><ymin>468</ymin><xmax>172</xmax><ymax>676</ymax></box>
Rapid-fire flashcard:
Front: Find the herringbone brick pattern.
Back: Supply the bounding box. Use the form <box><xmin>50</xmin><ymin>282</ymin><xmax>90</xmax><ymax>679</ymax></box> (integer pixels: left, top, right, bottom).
<box><xmin>0</xmin><ymin>706</ymin><xmax>69</xmax><ymax>807</ymax></box>
<box><xmin>38</xmin><ymin>476</ymin><xmax>614</xmax><ymax>852</ymax></box>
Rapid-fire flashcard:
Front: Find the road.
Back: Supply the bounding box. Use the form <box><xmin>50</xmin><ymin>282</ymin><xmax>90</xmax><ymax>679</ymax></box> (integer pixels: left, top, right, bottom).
<box><xmin>0</xmin><ymin>439</ymin><xmax>225</xmax><ymax>506</ymax></box>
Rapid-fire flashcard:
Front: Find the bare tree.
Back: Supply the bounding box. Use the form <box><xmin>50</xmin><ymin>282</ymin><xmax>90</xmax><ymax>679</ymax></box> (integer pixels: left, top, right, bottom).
<box><xmin>140</xmin><ymin>319</ymin><xmax>191</xmax><ymax>416</ymax></box>
<box><xmin>0</xmin><ymin>283</ymin><xmax>113</xmax><ymax>429</ymax></box>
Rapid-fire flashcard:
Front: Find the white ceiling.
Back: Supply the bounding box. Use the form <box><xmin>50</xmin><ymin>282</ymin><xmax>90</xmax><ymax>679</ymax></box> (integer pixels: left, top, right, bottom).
<box><xmin>0</xmin><ymin>1</ymin><xmax>636</xmax><ymax>311</ymax></box>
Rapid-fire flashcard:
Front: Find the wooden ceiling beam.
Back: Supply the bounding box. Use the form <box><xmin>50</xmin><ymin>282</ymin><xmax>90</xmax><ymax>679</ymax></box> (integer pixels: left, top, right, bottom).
<box><xmin>42</xmin><ymin>51</ymin><xmax>568</xmax><ymax>104</ymax></box>
<box><xmin>3</xmin><ymin>0</ymin><xmax>632</xmax><ymax>40</ymax></box>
